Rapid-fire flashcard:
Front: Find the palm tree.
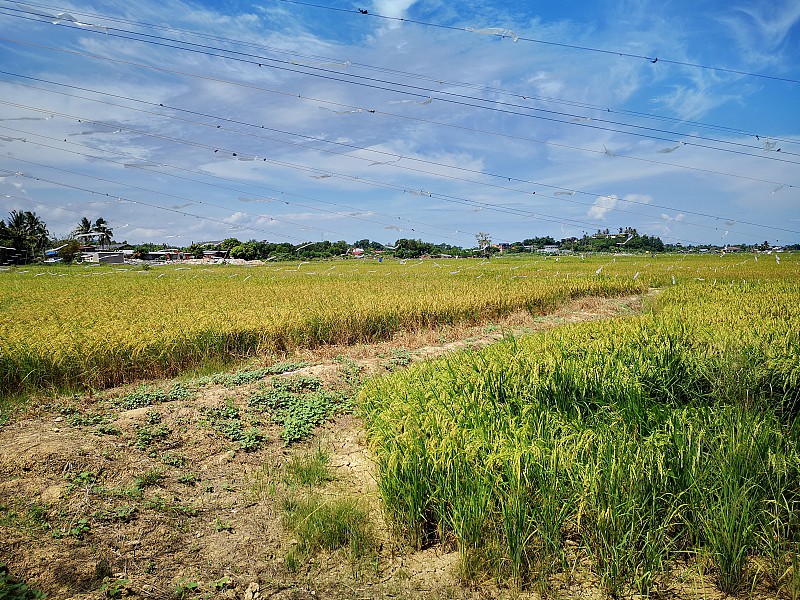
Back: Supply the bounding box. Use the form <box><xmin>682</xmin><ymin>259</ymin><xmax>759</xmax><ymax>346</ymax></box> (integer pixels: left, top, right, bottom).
<box><xmin>73</xmin><ymin>216</ymin><xmax>94</xmax><ymax>244</ymax></box>
<box><xmin>4</xmin><ymin>210</ymin><xmax>50</xmax><ymax>262</ymax></box>
<box><xmin>93</xmin><ymin>217</ymin><xmax>113</xmax><ymax>249</ymax></box>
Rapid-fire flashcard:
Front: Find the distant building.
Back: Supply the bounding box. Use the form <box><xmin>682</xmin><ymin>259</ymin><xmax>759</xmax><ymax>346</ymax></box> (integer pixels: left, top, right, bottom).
<box><xmin>84</xmin><ymin>251</ymin><xmax>125</xmax><ymax>264</ymax></box>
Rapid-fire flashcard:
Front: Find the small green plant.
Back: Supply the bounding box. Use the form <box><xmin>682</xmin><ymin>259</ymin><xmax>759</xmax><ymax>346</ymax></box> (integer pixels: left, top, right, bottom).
<box><xmin>133</xmin><ymin>470</ymin><xmax>164</xmax><ymax>491</ymax></box>
<box><xmin>201</xmin><ymin>402</ymin><xmax>264</xmax><ymax>451</ymax></box>
<box><xmin>116</xmin><ymin>383</ymin><xmax>194</xmax><ymax>410</ymax></box>
<box><xmin>177</xmin><ymin>472</ymin><xmax>199</xmax><ymax>486</ymax></box>
<box><xmin>214</xmin><ymin>517</ymin><xmax>234</xmax><ymax>533</ymax></box>
<box><xmin>170</xmin><ymin>504</ymin><xmax>198</xmax><ymax>517</ymax></box>
<box><xmin>212</xmin><ymin>576</ymin><xmax>231</xmax><ymax>591</ymax></box>
<box><xmin>135</xmin><ymin>412</ymin><xmax>170</xmax><ymax>450</ymax></box>
<box><xmin>100</xmin><ymin>577</ymin><xmax>131</xmax><ymax>599</ymax></box>
<box><xmin>161</xmin><ymin>452</ymin><xmax>187</xmax><ymax>467</ymax></box>
<box><xmin>282</xmin><ymin>495</ymin><xmax>375</xmax><ymax>567</ymax></box>
<box><xmin>52</xmin><ymin>517</ymin><xmax>90</xmax><ymax>539</ymax></box>
<box><xmin>95</xmin><ymin>424</ymin><xmax>121</xmax><ymax>436</ymax></box>
<box><xmin>279</xmin><ymin>391</ymin><xmax>345</xmax><ymax>445</ymax></box>
<box><xmin>383</xmin><ymin>349</ymin><xmax>413</xmax><ymax>371</ymax></box>
<box><xmin>68</xmin><ymin>412</ymin><xmax>109</xmax><ymax>427</ymax></box>
<box><xmin>92</xmin><ymin>504</ymin><xmax>138</xmax><ymax>523</ymax></box>
<box><xmin>197</xmin><ymin>361</ymin><xmax>309</xmax><ymax>388</ymax></box>
<box><xmin>64</xmin><ymin>470</ymin><xmax>101</xmax><ymax>494</ymax></box>
<box><xmin>284</xmin><ymin>447</ymin><xmax>334</xmax><ymax>487</ymax></box>
<box><xmin>173</xmin><ymin>578</ymin><xmax>199</xmax><ymax>598</ymax></box>
<box><xmin>0</xmin><ymin>563</ymin><xmax>46</xmax><ymax>599</ymax></box>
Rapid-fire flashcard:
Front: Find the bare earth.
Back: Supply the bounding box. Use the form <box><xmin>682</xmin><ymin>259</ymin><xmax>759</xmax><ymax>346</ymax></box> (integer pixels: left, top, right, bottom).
<box><xmin>4</xmin><ymin>294</ymin><xmax>722</xmax><ymax>600</ymax></box>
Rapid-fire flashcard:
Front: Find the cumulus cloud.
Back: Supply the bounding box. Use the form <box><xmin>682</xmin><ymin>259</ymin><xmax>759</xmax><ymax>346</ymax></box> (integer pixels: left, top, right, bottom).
<box><xmin>588</xmin><ymin>195</ymin><xmax>618</xmax><ymax>220</ymax></box>
<box><xmin>372</xmin><ymin>0</ymin><xmax>417</xmax><ymax>20</ymax></box>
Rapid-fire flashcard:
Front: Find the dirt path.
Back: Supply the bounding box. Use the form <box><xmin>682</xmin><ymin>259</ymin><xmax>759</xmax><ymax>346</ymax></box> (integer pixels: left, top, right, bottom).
<box><xmin>0</xmin><ymin>295</ymin><xmax>644</xmax><ymax>599</ymax></box>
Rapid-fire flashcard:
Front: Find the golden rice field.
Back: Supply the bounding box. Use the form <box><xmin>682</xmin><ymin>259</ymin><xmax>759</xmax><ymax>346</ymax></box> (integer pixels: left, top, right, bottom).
<box><xmin>1</xmin><ymin>254</ymin><xmax>640</xmax><ymax>395</ymax></box>
<box><xmin>360</xmin><ymin>252</ymin><xmax>800</xmax><ymax>597</ymax></box>
<box><xmin>0</xmin><ymin>252</ymin><xmax>793</xmax><ymax>397</ymax></box>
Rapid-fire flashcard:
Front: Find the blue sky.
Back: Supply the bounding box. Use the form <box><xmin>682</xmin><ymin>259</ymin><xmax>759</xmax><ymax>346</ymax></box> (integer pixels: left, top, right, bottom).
<box><xmin>0</xmin><ymin>0</ymin><xmax>798</xmax><ymax>247</ymax></box>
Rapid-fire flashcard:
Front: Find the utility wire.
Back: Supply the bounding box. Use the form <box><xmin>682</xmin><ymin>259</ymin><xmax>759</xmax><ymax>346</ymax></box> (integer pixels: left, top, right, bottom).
<box><xmin>5</xmin><ymin>122</ymin><xmax>795</xmax><ymax>243</ymax></box>
<box><xmin>2</xmin><ymin>82</ymin><xmax>796</xmax><ymax>237</ymax></box>
<box><xmin>3</xmin><ymin>1</ymin><xmax>795</xmax><ymax>145</ymax></box>
<box><xmin>1</xmin><ymin>11</ymin><xmax>797</xmax><ymax>163</ymax></box>
<box><xmin>278</xmin><ymin>0</ymin><xmax>800</xmax><ymax>85</ymax></box>
<box><xmin>3</xmin><ymin>72</ymin><xmax>795</xmax><ymax>193</ymax></box>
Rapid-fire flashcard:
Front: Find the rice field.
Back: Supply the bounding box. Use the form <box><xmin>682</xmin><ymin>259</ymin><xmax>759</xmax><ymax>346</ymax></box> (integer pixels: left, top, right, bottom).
<box><xmin>360</xmin><ymin>252</ymin><xmax>800</xmax><ymax>596</ymax></box>
<box><xmin>0</xmin><ymin>254</ymin><xmax>650</xmax><ymax>395</ymax></box>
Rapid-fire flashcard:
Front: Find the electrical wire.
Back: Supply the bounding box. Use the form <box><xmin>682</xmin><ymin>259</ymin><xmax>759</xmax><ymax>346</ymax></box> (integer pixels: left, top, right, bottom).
<box><xmin>4</xmin><ymin>0</ymin><xmax>797</xmax><ymax>146</ymax></box>
<box><xmin>277</xmin><ymin>0</ymin><xmax>800</xmax><ymax>85</ymax></box>
<box><xmin>2</xmin><ymin>86</ymin><xmax>796</xmax><ymax>238</ymax></box>
<box><xmin>1</xmin><ymin>11</ymin><xmax>797</xmax><ymax>163</ymax></box>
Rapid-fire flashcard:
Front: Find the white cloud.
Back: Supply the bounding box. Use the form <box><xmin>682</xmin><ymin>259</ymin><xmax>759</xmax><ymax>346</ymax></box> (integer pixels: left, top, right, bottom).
<box><xmin>588</xmin><ymin>195</ymin><xmax>618</xmax><ymax>220</ymax></box>
<box><xmin>372</xmin><ymin>0</ymin><xmax>418</xmax><ymax>21</ymax></box>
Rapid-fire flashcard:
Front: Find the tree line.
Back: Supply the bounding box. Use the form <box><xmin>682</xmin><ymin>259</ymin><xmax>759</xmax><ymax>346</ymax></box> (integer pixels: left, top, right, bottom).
<box><xmin>1</xmin><ymin>210</ymin><xmax>795</xmax><ymax>265</ymax></box>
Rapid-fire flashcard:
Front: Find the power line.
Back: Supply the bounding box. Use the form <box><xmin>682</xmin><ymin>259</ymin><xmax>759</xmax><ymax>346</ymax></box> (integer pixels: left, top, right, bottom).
<box><xmin>1</xmin><ymin>11</ymin><xmax>797</xmax><ymax>164</ymax></box>
<box><xmin>1</xmin><ymin>5</ymin><xmax>795</xmax><ymax>244</ymax></box>
<box><xmin>4</xmin><ymin>1</ymin><xmax>795</xmax><ymax>146</ymax></box>
<box><xmin>277</xmin><ymin>0</ymin><xmax>800</xmax><ymax>85</ymax></box>
<box><xmin>3</xmin><ymin>71</ymin><xmax>795</xmax><ymax>193</ymax></box>
<box><xmin>5</xmin><ymin>119</ymin><xmax>795</xmax><ymax>245</ymax></box>
<box><xmin>2</xmin><ymin>40</ymin><xmax>797</xmax><ymax>193</ymax></box>
<box><xmin>2</xmin><ymin>81</ymin><xmax>796</xmax><ymax>238</ymax></box>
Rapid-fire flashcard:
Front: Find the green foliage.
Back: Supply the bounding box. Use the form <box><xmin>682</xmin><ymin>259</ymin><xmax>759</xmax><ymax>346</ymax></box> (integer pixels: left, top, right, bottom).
<box><xmin>92</xmin><ymin>505</ymin><xmax>137</xmax><ymax>524</ymax></box>
<box><xmin>201</xmin><ymin>401</ymin><xmax>265</xmax><ymax>452</ymax></box>
<box><xmin>133</xmin><ymin>469</ymin><xmax>164</xmax><ymax>491</ymax></box>
<box><xmin>382</xmin><ymin>349</ymin><xmax>412</xmax><ymax>371</ymax></box>
<box><xmin>0</xmin><ymin>563</ymin><xmax>46</xmax><ymax>599</ymax></box>
<box><xmin>99</xmin><ymin>578</ymin><xmax>131</xmax><ymax>599</ymax></box>
<box><xmin>214</xmin><ymin>518</ymin><xmax>233</xmax><ymax>533</ymax></box>
<box><xmin>284</xmin><ymin>447</ymin><xmax>334</xmax><ymax>487</ymax></box>
<box><xmin>282</xmin><ymin>495</ymin><xmax>375</xmax><ymax>568</ymax></box>
<box><xmin>160</xmin><ymin>451</ymin><xmax>186</xmax><ymax>467</ymax></box>
<box><xmin>173</xmin><ymin>578</ymin><xmax>199</xmax><ymax>599</ymax></box>
<box><xmin>361</xmin><ymin>275</ymin><xmax>800</xmax><ymax>594</ymax></box>
<box><xmin>177</xmin><ymin>472</ymin><xmax>198</xmax><ymax>486</ymax></box>
<box><xmin>196</xmin><ymin>361</ymin><xmax>309</xmax><ymax>388</ymax></box>
<box><xmin>135</xmin><ymin>412</ymin><xmax>171</xmax><ymax>450</ymax></box>
<box><xmin>280</xmin><ymin>390</ymin><xmax>346</xmax><ymax>445</ymax></box>
<box><xmin>117</xmin><ymin>383</ymin><xmax>194</xmax><ymax>410</ymax></box>
<box><xmin>247</xmin><ymin>375</ymin><xmax>349</xmax><ymax>445</ymax></box>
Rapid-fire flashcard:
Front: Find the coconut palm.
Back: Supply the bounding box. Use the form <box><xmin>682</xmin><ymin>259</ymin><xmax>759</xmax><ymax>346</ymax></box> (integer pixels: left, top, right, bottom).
<box><xmin>73</xmin><ymin>216</ymin><xmax>95</xmax><ymax>244</ymax></box>
<box><xmin>93</xmin><ymin>217</ymin><xmax>113</xmax><ymax>249</ymax></box>
<box><xmin>3</xmin><ymin>210</ymin><xmax>50</xmax><ymax>262</ymax></box>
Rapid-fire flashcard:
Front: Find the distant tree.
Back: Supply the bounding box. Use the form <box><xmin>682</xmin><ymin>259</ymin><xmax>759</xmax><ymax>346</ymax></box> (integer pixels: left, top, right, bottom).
<box><xmin>2</xmin><ymin>210</ymin><xmax>50</xmax><ymax>262</ymax></box>
<box><xmin>93</xmin><ymin>217</ymin><xmax>113</xmax><ymax>249</ymax></box>
<box><xmin>522</xmin><ymin>236</ymin><xmax>556</xmax><ymax>248</ymax></box>
<box><xmin>56</xmin><ymin>239</ymin><xmax>83</xmax><ymax>263</ymax></box>
<box><xmin>220</xmin><ymin>238</ymin><xmax>242</xmax><ymax>251</ymax></box>
<box><xmin>73</xmin><ymin>216</ymin><xmax>94</xmax><ymax>244</ymax></box>
<box><xmin>476</xmin><ymin>232</ymin><xmax>492</xmax><ymax>258</ymax></box>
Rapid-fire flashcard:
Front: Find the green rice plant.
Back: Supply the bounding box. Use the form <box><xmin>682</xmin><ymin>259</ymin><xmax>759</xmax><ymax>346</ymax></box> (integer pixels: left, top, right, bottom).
<box><xmin>498</xmin><ymin>448</ymin><xmax>539</xmax><ymax>586</ymax></box>
<box><xmin>361</xmin><ymin>261</ymin><xmax>800</xmax><ymax>593</ymax></box>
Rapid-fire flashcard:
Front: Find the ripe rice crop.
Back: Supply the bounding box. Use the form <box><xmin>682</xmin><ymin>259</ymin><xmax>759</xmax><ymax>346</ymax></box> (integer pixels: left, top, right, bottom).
<box><xmin>1</xmin><ymin>255</ymin><xmax>649</xmax><ymax>395</ymax></box>
<box><xmin>361</xmin><ymin>253</ymin><xmax>800</xmax><ymax>596</ymax></box>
